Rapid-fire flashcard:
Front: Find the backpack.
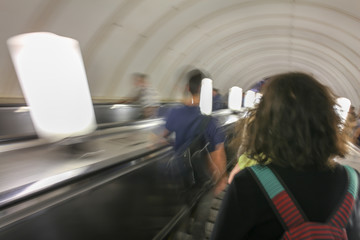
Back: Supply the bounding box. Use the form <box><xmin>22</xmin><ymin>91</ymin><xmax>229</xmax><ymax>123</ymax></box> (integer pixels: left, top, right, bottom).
<box><xmin>173</xmin><ymin>115</ymin><xmax>213</xmax><ymax>189</ymax></box>
<box><xmin>249</xmin><ymin>165</ymin><xmax>359</xmax><ymax>240</ymax></box>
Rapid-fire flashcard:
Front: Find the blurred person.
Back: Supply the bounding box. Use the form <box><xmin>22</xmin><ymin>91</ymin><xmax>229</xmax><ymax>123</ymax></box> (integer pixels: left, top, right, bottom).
<box><xmin>343</xmin><ymin>106</ymin><xmax>357</xmax><ymax>142</ymax></box>
<box><xmin>163</xmin><ymin>69</ymin><xmax>227</xmax><ymax>191</ymax></box>
<box><xmin>211</xmin><ymin>72</ymin><xmax>360</xmax><ymax>240</ymax></box>
<box><xmin>345</xmin><ymin>106</ymin><xmax>360</xmax><ymax>147</ymax></box>
<box><xmin>163</xmin><ymin>69</ymin><xmax>228</xmax><ymax>239</ymax></box>
<box><xmin>353</xmin><ymin>128</ymin><xmax>360</xmax><ymax>147</ymax></box>
<box><xmin>212</xmin><ymin>88</ymin><xmax>226</xmax><ymax>111</ymax></box>
<box><xmin>131</xmin><ymin>73</ymin><xmax>160</xmax><ymax>118</ymax></box>
<box><xmin>354</xmin><ymin>108</ymin><xmax>360</xmax><ymax>146</ymax></box>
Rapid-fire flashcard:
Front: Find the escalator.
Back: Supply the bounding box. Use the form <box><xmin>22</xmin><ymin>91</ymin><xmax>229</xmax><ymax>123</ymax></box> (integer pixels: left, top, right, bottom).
<box><xmin>0</xmin><ymin>104</ymin><xmax>240</xmax><ymax>240</ymax></box>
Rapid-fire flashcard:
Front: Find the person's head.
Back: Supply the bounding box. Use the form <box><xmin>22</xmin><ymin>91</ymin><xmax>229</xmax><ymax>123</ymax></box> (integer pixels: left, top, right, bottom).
<box><xmin>213</xmin><ymin>88</ymin><xmax>219</xmax><ymax>96</ymax></box>
<box><xmin>186</xmin><ymin>69</ymin><xmax>205</xmax><ymax>96</ymax></box>
<box><xmin>241</xmin><ymin>72</ymin><xmax>347</xmax><ymax>170</ymax></box>
<box><xmin>132</xmin><ymin>73</ymin><xmax>147</xmax><ymax>87</ymax></box>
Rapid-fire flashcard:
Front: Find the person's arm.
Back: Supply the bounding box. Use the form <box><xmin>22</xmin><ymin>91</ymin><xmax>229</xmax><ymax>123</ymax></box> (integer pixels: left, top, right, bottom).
<box><xmin>163</xmin><ymin>109</ymin><xmax>174</xmax><ymax>139</ymax></box>
<box><xmin>210</xmin><ymin>143</ymin><xmax>228</xmax><ymax>195</ymax></box>
<box><xmin>158</xmin><ymin>129</ymin><xmax>171</xmax><ymax>145</ymax></box>
<box><xmin>205</xmin><ymin>118</ymin><xmax>228</xmax><ymax>195</ymax></box>
<box><xmin>228</xmin><ymin>154</ymin><xmax>259</xmax><ymax>183</ymax></box>
<box><xmin>228</xmin><ymin>163</ymin><xmax>241</xmax><ymax>184</ymax></box>
<box><xmin>163</xmin><ymin>129</ymin><xmax>170</xmax><ymax>138</ymax></box>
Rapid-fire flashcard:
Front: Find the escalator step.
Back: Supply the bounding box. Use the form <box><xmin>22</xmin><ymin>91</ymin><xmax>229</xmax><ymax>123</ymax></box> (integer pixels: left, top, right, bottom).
<box><xmin>211</xmin><ymin>198</ymin><xmax>222</xmax><ymax>210</ymax></box>
<box><xmin>215</xmin><ymin>189</ymin><xmax>226</xmax><ymax>200</ymax></box>
<box><xmin>208</xmin><ymin>209</ymin><xmax>218</xmax><ymax>223</ymax></box>
<box><xmin>172</xmin><ymin>231</ymin><xmax>193</xmax><ymax>240</ymax></box>
<box><xmin>205</xmin><ymin>222</ymin><xmax>214</xmax><ymax>236</ymax></box>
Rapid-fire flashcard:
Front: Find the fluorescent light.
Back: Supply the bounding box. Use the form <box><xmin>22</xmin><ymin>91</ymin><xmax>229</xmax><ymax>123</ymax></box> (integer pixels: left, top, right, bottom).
<box><xmin>244</xmin><ymin>90</ymin><xmax>256</xmax><ymax>108</ymax></box>
<box><xmin>110</xmin><ymin>104</ymin><xmax>121</xmax><ymax>109</ymax></box>
<box><xmin>335</xmin><ymin>97</ymin><xmax>351</xmax><ymax>127</ymax></box>
<box><xmin>7</xmin><ymin>32</ymin><xmax>96</xmax><ymax>142</ymax></box>
<box><xmin>199</xmin><ymin>78</ymin><xmax>213</xmax><ymax>115</ymax></box>
<box><xmin>255</xmin><ymin>93</ymin><xmax>263</xmax><ymax>105</ymax></box>
<box><xmin>228</xmin><ymin>86</ymin><xmax>242</xmax><ymax>111</ymax></box>
<box><xmin>14</xmin><ymin>106</ymin><xmax>30</xmax><ymax>113</ymax></box>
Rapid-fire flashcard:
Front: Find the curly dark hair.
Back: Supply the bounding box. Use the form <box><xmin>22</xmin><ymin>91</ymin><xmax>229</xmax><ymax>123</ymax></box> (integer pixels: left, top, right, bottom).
<box><xmin>238</xmin><ymin>72</ymin><xmax>348</xmax><ymax>170</ymax></box>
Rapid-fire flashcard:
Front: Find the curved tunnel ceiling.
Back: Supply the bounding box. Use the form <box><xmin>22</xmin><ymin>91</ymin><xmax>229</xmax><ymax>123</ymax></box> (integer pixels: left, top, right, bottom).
<box><xmin>0</xmin><ymin>0</ymin><xmax>359</xmax><ymax>107</ymax></box>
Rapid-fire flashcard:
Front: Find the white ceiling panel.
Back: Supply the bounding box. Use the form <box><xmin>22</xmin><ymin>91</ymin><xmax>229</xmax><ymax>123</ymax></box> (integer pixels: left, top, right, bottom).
<box><xmin>0</xmin><ymin>0</ymin><xmax>359</xmax><ymax>107</ymax></box>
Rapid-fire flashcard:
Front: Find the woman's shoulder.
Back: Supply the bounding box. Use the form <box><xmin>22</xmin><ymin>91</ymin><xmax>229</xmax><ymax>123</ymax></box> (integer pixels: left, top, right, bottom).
<box><xmin>232</xmin><ymin>166</ymin><xmax>257</xmax><ymax>187</ymax></box>
<box><xmin>331</xmin><ymin>163</ymin><xmax>359</xmax><ymax>180</ymax></box>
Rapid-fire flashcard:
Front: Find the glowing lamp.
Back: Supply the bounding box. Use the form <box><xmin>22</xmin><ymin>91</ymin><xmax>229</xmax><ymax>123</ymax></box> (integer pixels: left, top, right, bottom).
<box><xmin>199</xmin><ymin>78</ymin><xmax>213</xmax><ymax>115</ymax></box>
<box><xmin>244</xmin><ymin>90</ymin><xmax>256</xmax><ymax>108</ymax></box>
<box><xmin>255</xmin><ymin>93</ymin><xmax>263</xmax><ymax>105</ymax></box>
<box><xmin>7</xmin><ymin>32</ymin><xmax>96</xmax><ymax>142</ymax></box>
<box><xmin>335</xmin><ymin>97</ymin><xmax>351</xmax><ymax>126</ymax></box>
<box><xmin>228</xmin><ymin>86</ymin><xmax>243</xmax><ymax>111</ymax></box>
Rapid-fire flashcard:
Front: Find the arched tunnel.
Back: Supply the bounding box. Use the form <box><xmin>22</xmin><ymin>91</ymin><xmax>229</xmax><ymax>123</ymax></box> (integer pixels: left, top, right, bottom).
<box><xmin>0</xmin><ymin>1</ymin><xmax>359</xmax><ymax>239</ymax></box>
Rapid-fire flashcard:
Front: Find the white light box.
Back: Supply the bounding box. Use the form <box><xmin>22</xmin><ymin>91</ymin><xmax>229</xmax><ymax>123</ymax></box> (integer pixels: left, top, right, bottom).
<box><xmin>199</xmin><ymin>78</ymin><xmax>213</xmax><ymax>115</ymax></box>
<box><xmin>7</xmin><ymin>32</ymin><xmax>96</xmax><ymax>142</ymax></box>
<box><xmin>335</xmin><ymin>97</ymin><xmax>351</xmax><ymax>128</ymax></box>
<box><xmin>244</xmin><ymin>90</ymin><xmax>256</xmax><ymax>108</ymax></box>
<box><xmin>228</xmin><ymin>86</ymin><xmax>243</xmax><ymax>111</ymax></box>
<box><xmin>255</xmin><ymin>92</ymin><xmax>263</xmax><ymax>105</ymax></box>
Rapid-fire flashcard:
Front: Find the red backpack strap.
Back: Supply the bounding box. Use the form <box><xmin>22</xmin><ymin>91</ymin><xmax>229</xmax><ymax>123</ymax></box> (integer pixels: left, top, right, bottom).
<box><xmin>249</xmin><ymin>165</ymin><xmax>306</xmax><ymax>230</ymax></box>
<box><xmin>329</xmin><ymin>165</ymin><xmax>359</xmax><ymax>228</ymax></box>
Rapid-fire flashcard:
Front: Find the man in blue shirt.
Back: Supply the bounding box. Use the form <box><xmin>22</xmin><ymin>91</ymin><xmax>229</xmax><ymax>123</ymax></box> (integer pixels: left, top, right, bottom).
<box><xmin>163</xmin><ymin>69</ymin><xmax>228</xmax><ymax>195</ymax></box>
<box><xmin>212</xmin><ymin>88</ymin><xmax>226</xmax><ymax>111</ymax></box>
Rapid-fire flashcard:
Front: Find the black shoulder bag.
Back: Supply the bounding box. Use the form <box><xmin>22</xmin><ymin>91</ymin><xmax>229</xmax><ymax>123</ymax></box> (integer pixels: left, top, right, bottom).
<box><xmin>175</xmin><ymin>115</ymin><xmax>213</xmax><ymax>189</ymax></box>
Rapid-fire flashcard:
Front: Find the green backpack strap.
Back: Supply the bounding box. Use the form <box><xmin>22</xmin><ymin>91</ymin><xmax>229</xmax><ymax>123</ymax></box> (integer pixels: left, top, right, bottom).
<box><xmin>249</xmin><ymin>165</ymin><xmax>306</xmax><ymax>230</ymax></box>
<box><xmin>329</xmin><ymin>165</ymin><xmax>359</xmax><ymax>228</ymax></box>
<box><xmin>250</xmin><ymin>165</ymin><xmax>359</xmax><ymax>231</ymax></box>
<box><xmin>344</xmin><ymin>165</ymin><xmax>359</xmax><ymax>199</ymax></box>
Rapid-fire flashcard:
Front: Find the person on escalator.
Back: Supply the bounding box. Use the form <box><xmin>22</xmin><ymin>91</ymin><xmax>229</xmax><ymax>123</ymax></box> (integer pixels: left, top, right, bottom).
<box><xmin>211</xmin><ymin>72</ymin><xmax>360</xmax><ymax>240</ymax></box>
<box><xmin>163</xmin><ymin>69</ymin><xmax>228</xmax><ymax>194</ymax></box>
<box><xmin>212</xmin><ymin>88</ymin><xmax>226</xmax><ymax>111</ymax></box>
<box><xmin>130</xmin><ymin>73</ymin><xmax>160</xmax><ymax>119</ymax></box>
<box><xmin>163</xmin><ymin>69</ymin><xmax>228</xmax><ymax>240</ymax></box>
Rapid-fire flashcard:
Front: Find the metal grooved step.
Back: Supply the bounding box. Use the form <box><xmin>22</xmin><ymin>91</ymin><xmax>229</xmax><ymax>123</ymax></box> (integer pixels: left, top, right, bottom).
<box><xmin>170</xmin><ymin>185</ymin><xmax>228</xmax><ymax>240</ymax></box>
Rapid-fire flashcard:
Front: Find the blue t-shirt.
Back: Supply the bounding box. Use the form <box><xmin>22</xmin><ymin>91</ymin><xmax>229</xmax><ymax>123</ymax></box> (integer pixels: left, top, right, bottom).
<box><xmin>165</xmin><ymin>105</ymin><xmax>225</xmax><ymax>152</ymax></box>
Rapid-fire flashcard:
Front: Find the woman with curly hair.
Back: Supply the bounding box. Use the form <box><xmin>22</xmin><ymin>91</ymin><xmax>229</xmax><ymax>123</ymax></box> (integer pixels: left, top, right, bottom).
<box><xmin>211</xmin><ymin>72</ymin><xmax>360</xmax><ymax>239</ymax></box>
